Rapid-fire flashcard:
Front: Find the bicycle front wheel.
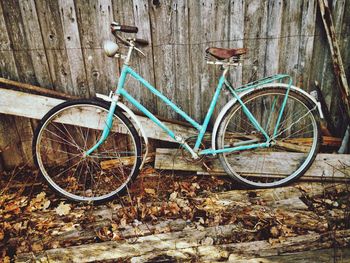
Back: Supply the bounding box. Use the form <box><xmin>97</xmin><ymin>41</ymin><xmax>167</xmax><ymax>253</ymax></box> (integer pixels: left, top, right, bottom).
<box><xmin>33</xmin><ymin>99</ymin><xmax>142</xmax><ymax>203</ymax></box>
<box><xmin>216</xmin><ymin>87</ymin><xmax>321</xmax><ymax>188</ymax></box>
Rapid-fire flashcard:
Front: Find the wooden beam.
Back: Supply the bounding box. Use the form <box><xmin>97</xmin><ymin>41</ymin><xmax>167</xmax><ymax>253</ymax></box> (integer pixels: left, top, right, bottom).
<box><xmin>203</xmin><ymin>182</ymin><xmax>347</xmax><ymax>210</ymax></box>
<box><xmin>100</xmin><ymin>153</ymin><xmax>155</xmax><ymax>170</ymax></box>
<box><xmin>230</xmin><ymin>248</ymin><xmax>350</xmax><ymax>263</ymax></box>
<box><xmin>0</xmin><ymin>77</ymin><xmax>77</xmax><ymax>100</ymax></box>
<box><xmin>155</xmin><ymin>148</ymin><xmax>350</xmax><ymax>180</ymax></box>
<box><xmin>15</xmin><ymin>229</ymin><xmax>350</xmax><ymax>262</ymax></box>
<box><xmin>275</xmin><ymin>141</ymin><xmax>311</xmax><ymax>152</ymax></box>
<box><xmin>0</xmin><ymin>88</ymin><xmax>198</xmax><ymax>142</ymax></box>
<box><xmin>318</xmin><ymin>0</ymin><xmax>350</xmax><ymax>120</ymax></box>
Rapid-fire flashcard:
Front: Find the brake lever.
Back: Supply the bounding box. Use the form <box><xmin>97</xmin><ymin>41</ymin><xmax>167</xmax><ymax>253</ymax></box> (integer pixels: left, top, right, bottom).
<box><xmin>134</xmin><ymin>46</ymin><xmax>146</xmax><ymax>57</ymax></box>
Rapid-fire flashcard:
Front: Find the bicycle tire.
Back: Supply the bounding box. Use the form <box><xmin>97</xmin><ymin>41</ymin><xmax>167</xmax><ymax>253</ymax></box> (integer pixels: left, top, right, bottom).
<box><xmin>216</xmin><ymin>87</ymin><xmax>321</xmax><ymax>188</ymax></box>
<box><xmin>32</xmin><ymin>99</ymin><xmax>142</xmax><ymax>203</ymax></box>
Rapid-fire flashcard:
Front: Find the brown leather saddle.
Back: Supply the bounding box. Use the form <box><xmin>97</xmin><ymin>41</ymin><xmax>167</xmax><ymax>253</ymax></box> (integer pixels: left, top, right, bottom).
<box><xmin>206</xmin><ymin>47</ymin><xmax>247</xmax><ymax>60</ymax></box>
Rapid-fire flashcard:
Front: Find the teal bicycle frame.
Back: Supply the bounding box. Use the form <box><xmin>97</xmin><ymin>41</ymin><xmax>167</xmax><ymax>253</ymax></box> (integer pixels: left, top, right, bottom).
<box><xmin>87</xmin><ymin>64</ymin><xmax>292</xmax><ymax>157</ymax></box>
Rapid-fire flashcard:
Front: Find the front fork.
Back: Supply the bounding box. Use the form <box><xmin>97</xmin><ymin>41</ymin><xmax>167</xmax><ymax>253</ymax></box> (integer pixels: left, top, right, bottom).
<box><xmin>85</xmin><ymin>93</ymin><xmax>119</xmax><ymax>156</ymax></box>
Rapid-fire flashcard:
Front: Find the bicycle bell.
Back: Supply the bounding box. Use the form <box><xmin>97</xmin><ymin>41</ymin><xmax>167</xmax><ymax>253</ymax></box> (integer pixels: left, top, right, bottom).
<box><xmin>103</xmin><ymin>40</ymin><xmax>119</xmax><ymax>57</ymax></box>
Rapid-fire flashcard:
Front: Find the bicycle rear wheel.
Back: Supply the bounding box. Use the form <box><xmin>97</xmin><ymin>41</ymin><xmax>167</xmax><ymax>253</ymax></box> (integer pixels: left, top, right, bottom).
<box><xmin>216</xmin><ymin>87</ymin><xmax>321</xmax><ymax>188</ymax></box>
<box><xmin>33</xmin><ymin>99</ymin><xmax>142</xmax><ymax>203</ymax></box>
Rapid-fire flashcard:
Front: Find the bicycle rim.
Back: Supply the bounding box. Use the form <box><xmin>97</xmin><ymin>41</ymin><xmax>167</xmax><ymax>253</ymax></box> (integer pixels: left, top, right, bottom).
<box><xmin>217</xmin><ymin>88</ymin><xmax>320</xmax><ymax>187</ymax></box>
<box><xmin>34</xmin><ymin>101</ymin><xmax>141</xmax><ymax>202</ymax></box>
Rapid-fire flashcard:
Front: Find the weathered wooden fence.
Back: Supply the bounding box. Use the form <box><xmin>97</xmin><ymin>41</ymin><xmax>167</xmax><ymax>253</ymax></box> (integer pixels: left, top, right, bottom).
<box><xmin>0</xmin><ymin>0</ymin><xmax>349</xmax><ymax>168</ymax></box>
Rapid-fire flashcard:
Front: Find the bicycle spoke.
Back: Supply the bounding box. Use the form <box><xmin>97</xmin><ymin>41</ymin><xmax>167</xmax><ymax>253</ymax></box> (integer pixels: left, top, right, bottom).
<box><xmin>34</xmin><ymin>102</ymin><xmax>141</xmax><ymax>202</ymax></box>
<box><xmin>218</xmin><ymin>89</ymin><xmax>319</xmax><ymax>187</ymax></box>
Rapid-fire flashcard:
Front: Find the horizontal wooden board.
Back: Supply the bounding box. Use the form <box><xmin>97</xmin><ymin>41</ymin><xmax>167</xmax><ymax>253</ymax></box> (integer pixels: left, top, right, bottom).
<box><xmin>155</xmin><ymin>148</ymin><xmax>350</xmax><ymax>180</ymax></box>
<box><xmin>0</xmin><ymin>88</ymin><xmax>197</xmax><ymax>142</ymax></box>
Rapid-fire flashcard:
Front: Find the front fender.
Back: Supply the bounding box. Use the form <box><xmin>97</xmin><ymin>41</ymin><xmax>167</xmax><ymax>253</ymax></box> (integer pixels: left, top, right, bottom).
<box><xmin>211</xmin><ymin>84</ymin><xmax>324</xmax><ymax>152</ymax></box>
<box><xmin>117</xmin><ymin>102</ymin><xmax>149</xmax><ymax>169</ymax></box>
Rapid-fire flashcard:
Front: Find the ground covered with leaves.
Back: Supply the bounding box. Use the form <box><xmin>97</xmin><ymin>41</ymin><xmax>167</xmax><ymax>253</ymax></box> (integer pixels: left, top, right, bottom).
<box><xmin>1</xmin><ymin>165</ymin><xmax>350</xmax><ymax>262</ymax></box>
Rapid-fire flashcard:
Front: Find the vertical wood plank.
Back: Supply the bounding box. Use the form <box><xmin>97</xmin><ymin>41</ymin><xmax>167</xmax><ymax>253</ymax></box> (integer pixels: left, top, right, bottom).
<box><xmin>264</xmin><ymin>0</ymin><xmax>283</xmax><ymax>76</ymax></box>
<box><xmin>35</xmin><ymin>0</ymin><xmax>76</xmax><ymax>95</ymax></box>
<box><xmin>188</xmin><ymin>1</ymin><xmax>202</xmax><ymax>121</ymax></box>
<box><xmin>314</xmin><ymin>0</ymin><xmax>347</xmax><ymax>134</ymax></box>
<box><xmin>200</xmin><ymin>0</ymin><xmax>217</xmax><ymax>122</ymax></box>
<box><xmin>18</xmin><ymin>0</ymin><xmax>53</xmax><ymax>88</ymax></box>
<box><xmin>58</xmin><ymin>0</ymin><xmax>89</xmax><ymax>97</ymax></box>
<box><xmin>0</xmin><ymin>0</ymin><xmax>36</xmax><ymax>83</ymax></box>
<box><xmin>278</xmin><ymin>0</ymin><xmax>303</xmax><ymax>83</ymax></box>
<box><xmin>0</xmin><ymin>1</ymin><xmax>23</xmax><ymax>168</ymax></box>
<box><xmin>242</xmin><ymin>0</ymin><xmax>267</xmax><ymax>82</ymax></box>
<box><xmin>0</xmin><ymin>0</ymin><xmax>36</xmax><ymax>168</ymax></box>
<box><xmin>213</xmin><ymin>0</ymin><xmax>231</xmax><ymax>117</ymax></box>
<box><xmin>149</xmin><ymin>0</ymin><xmax>176</xmax><ymax>119</ymax></box>
<box><xmin>133</xmin><ymin>0</ymin><xmax>157</xmax><ymax>112</ymax></box>
<box><xmin>75</xmin><ymin>0</ymin><xmax>118</xmax><ymax>96</ymax></box>
<box><xmin>327</xmin><ymin>0</ymin><xmax>347</xmax><ymax>133</ymax></box>
<box><xmin>173</xmin><ymin>0</ymin><xmax>191</xmax><ymax>117</ymax></box>
<box><xmin>0</xmin><ymin>1</ymin><xmax>18</xmax><ymax>80</ymax></box>
<box><xmin>298</xmin><ymin>0</ymin><xmax>317</xmax><ymax>92</ymax></box>
<box><xmin>13</xmin><ymin>116</ymin><xmax>34</xmax><ymax>167</ymax></box>
<box><xmin>228</xmin><ymin>0</ymin><xmax>244</xmax><ymax>87</ymax></box>
<box><xmin>338</xmin><ymin>0</ymin><xmax>350</xmax><ymax>78</ymax></box>
<box><xmin>112</xmin><ymin>0</ymin><xmax>138</xmax><ymax>108</ymax></box>
<box><xmin>199</xmin><ymin>0</ymin><xmax>230</xmax><ymax>121</ymax></box>
<box><xmin>0</xmin><ymin>114</ymin><xmax>25</xmax><ymax>169</ymax></box>
<box><xmin>242</xmin><ymin>0</ymin><xmax>267</xmax><ymax>124</ymax></box>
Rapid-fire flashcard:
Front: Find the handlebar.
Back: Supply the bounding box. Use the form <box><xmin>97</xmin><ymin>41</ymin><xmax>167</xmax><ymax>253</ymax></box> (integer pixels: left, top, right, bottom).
<box><xmin>111</xmin><ymin>23</ymin><xmax>138</xmax><ymax>34</ymax></box>
<box><xmin>128</xmin><ymin>38</ymin><xmax>149</xmax><ymax>46</ymax></box>
<box><xmin>110</xmin><ymin>22</ymin><xmax>148</xmax><ymax>47</ymax></box>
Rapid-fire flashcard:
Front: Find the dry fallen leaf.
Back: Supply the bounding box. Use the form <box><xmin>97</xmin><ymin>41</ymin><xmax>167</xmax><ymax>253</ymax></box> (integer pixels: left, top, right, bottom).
<box><xmin>55</xmin><ymin>202</ymin><xmax>71</xmax><ymax>216</ymax></box>
<box><xmin>144</xmin><ymin>188</ymin><xmax>156</xmax><ymax>196</ymax></box>
<box><xmin>270</xmin><ymin>226</ymin><xmax>280</xmax><ymax>238</ymax></box>
<box><xmin>168</xmin><ymin>202</ymin><xmax>180</xmax><ymax>215</ymax></box>
<box><xmin>31</xmin><ymin>242</ymin><xmax>43</xmax><ymax>252</ymax></box>
<box><xmin>4</xmin><ymin>202</ymin><xmax>20</xmax><ymax>214</ymax></box>
<box><xmin>169</xmin><ymin>191</ymin><xmax>178</xmax><ymax>201</ymax></box>
<box><xmin>27</xmin><ymin>192</ymin><xmax>50</xmax><ymax>212</ymax></box>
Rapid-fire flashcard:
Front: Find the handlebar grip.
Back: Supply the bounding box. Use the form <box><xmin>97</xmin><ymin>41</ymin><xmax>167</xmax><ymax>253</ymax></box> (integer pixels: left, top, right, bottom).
<box><xmin>135</xmin><ymin>38</ymin><xmax>149</xmax><ymax>46</ymax></box>
<box><xmin>119</xmin><ymin>25</ymin><xmax>138</xmax><ymax>33</ymax></box>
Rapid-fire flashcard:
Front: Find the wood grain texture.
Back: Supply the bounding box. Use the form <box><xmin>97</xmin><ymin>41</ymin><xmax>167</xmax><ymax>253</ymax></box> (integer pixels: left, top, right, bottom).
<box><xmin>298</xmin><ymin>0</ymin><xmax>317</xmax><ymax>91</ymax></box>
<box><xmin>0</xmin><ymin>88</ymin><xmax>198</xmax><ymax>142</ymax></box>
<box><xmin>0</xmin><ymin>1</ymin><xmax>18</xmax><ymax>80</ymax></box>
<box><xmin>154</xmin><ymin>148</ymin><xmax>350</xmax><ymax>180</ymax></box>
<box><xmin>243</xmin><ymin>0</ymin><xmax>267</xmax><ymax>81</ymax></box>
<box><xmin>264</xmin><ymin>0</ymin><xmax>283</xmax><ymax>76</ymax></box>
<box><xmin>58</xmin><ymin>0</ymin><xmax>88</xmax><ymax>97</ymax></box>
<box><xmin>149</xmin><ymin>0</ymin><xmax>177</xmax><ymax>120</ymax></box>
<box><xmin>278</xmin><ymin>0</ymin><xmax>303</xmax><ymax>83</ymax></box>
<box><xmin>75</xmin><ymin>0</ymin><xmax>118</xmax><ymax>96</ymax></box>
<box><xmin>0</xmin><ymin>0</ymin><xmax>36</xmax><ymax>168</ymax></box>
<box><xmin>35</xmin><ymin>0</ymin><xmax>76</xmax><ymax>94</ymax></box>
<box><xmin>15</xmin><ymin>228</ymin><xmax>350</xmax><ymax>262</ymax></box>
<box><xmin>18</xmin><ymin>0</ymin><xmax>52</xmax><ymax>88</ymax></box>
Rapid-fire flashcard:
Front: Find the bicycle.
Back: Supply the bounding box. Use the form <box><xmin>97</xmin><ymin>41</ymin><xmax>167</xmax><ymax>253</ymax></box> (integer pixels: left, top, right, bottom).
<box><xmin>32</xmin><ymin>22</ymin><xmax>323</xmax><ymax>203</ymax></box>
